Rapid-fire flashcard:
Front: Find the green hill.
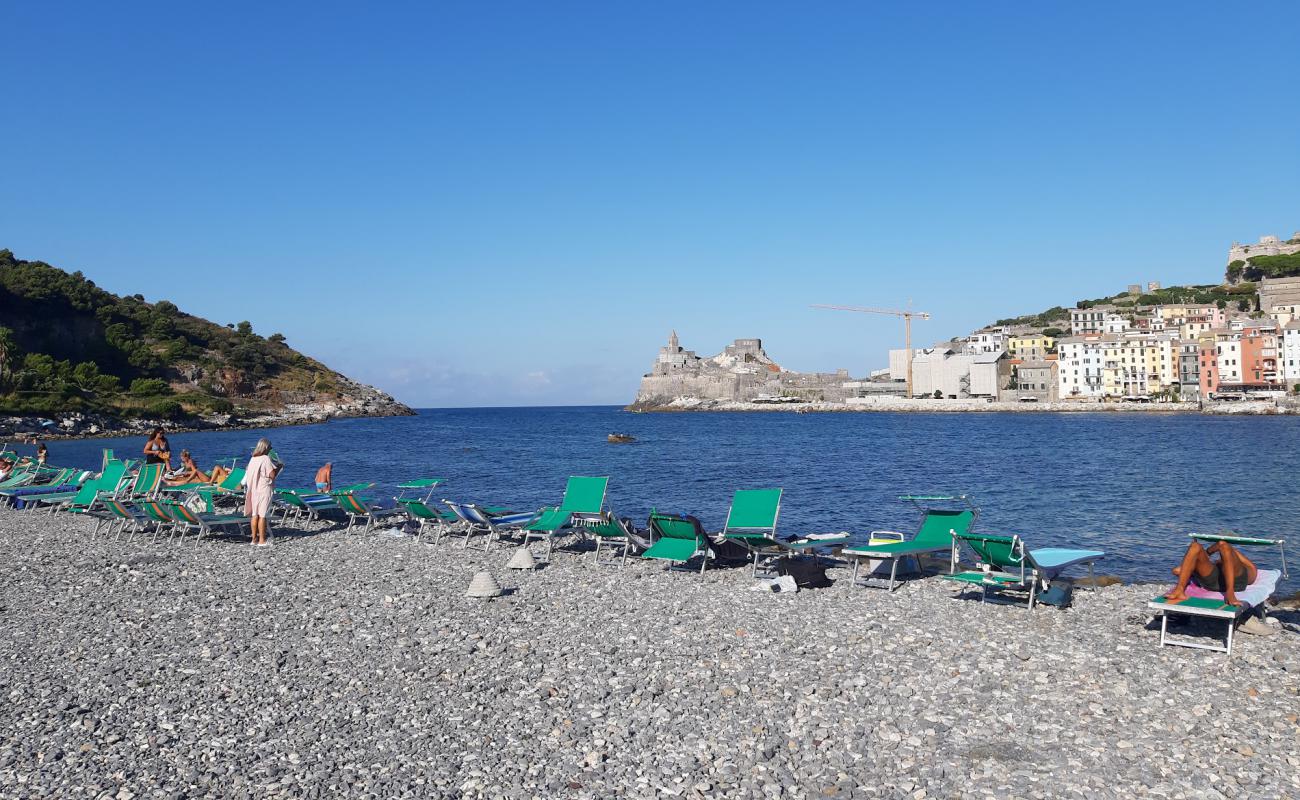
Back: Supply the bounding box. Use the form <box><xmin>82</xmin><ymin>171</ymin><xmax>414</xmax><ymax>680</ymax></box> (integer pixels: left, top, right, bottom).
<box><xmin>990</xmin><ymin>282</ymin><xmax>1259</xmax><ymax>336</ymax></box>
<box><xmin>0</xmin><ymin>249</ymin><xmax>409</xmax><ymax>423</ymax></box>
<box><xmin>1227</xmin><ymin>251</ymin><xmax>1300</xmax><ymax>283</ymax></box>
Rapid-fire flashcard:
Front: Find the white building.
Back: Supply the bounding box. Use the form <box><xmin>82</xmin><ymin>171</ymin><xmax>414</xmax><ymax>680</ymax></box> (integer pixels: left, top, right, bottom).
<box><xmin>1214</xmin><ymin>339</ymin><xmax>1244</xmax><ymax>385</ymax></box>
<box><xmin>968</xmin><ymin>351</ymin><xmax>1008</xmax><ymax>398</ymax></box>
<box><xmin>1284</xmin><ymin>321</ymin><xmax>1300</xmax><ymax>388</ymax></box>
<box><xmin>965</xmin><ymin>328</ymin><xmax>1009</xmax><ymax>355</ymax></box>
<box><xmin>1070</xmin><ymin>308</ymin><xmax>1108</xmax><ymax>335</ymax></box>
<box><xmin>1103</xmin><ymin>313</ymin><xmax>1130</xmax><ymax>334</ymax></box>
<box><xmin>1057</xmin><ymin>335</ymin><xmax>1105</xmax><ymax>399</ymax></box>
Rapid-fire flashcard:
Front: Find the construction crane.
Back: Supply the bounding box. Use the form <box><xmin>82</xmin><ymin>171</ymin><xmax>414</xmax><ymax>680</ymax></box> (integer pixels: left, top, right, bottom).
<box><xmin>811</xmin><ymin>304</ymin><xmax>931</xmax><ymax>398</ymax></box>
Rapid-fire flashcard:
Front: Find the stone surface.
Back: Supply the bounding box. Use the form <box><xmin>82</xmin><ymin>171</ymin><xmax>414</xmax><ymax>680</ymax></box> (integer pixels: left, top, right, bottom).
<box><xmin>2</xmin><ymin>508</ymin><xmax>1299</xmax><ymax>799</ymax></box>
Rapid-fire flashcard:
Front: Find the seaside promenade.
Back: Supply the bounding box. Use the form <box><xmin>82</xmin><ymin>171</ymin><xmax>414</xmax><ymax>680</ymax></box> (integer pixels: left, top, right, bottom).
<box><xmin>3</xmin><ymin>510</ymin><xmax>1299</xmax><ymax>799</ymax></box>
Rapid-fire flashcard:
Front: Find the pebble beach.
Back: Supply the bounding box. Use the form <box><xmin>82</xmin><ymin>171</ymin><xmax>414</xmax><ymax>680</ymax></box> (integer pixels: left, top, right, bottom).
<box><xmin>3</xmin><ymin>511</ymin><xmax>1299</xmax><ymax>800</ymax></box>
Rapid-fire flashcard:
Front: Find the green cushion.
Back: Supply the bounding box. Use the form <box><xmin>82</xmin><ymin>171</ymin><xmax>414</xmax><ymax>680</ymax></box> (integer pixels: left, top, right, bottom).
<box><xmin>560</xmin><ymin>476</ymin><xmax>607</xmax><ymax>514</ymax></box>
<box><xmin>942</xmin><ymin>570</ymin><xmax>1025</xmax><ymax>586</ymax></box>
<box><xmin>1149</xmin><ymin>596</ymin><xmax>1240</xmax><ymax>613</ymax></box>
<box><xmin>844</xmin><ymin>540</ymin><xmax>950</xmax><ymax>557</ymax></box>
<box><xmin>525</xmin><ymin>507</ymin><xmax>570</xmax><ymax>533</ymax></box>
<box><xmin>726</xmin><ymin>488</ymin><xmax>782</xmax><ymax>530</ymax></box>
<box><xmin>644</xmin><ymin>537</ymin><xmax>703</xmax><ymax>563</ymax></box>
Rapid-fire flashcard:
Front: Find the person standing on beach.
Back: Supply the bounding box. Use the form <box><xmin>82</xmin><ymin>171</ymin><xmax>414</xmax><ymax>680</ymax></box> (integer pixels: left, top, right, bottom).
<box><xmin>241</xmin><ymin>438</ymin><xmax>282</xmax><ymax>547</ymax></box>
<box><xmin>314</xmin><ymin>462</ymin><xmax>332</xmax><ymax>493</ymax></box>
<box><xmin>143</xmin><ymin>428</ymin><xmax>172</xmax><ymax>468</ymax></box>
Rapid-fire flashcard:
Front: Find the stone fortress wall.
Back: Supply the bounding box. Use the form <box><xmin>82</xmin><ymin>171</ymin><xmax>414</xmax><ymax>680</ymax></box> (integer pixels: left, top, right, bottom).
<box><xmin>1229</xmin><ymin>233</ymin><xmax>1300</xmax><ymax>264</ymax></box>
<box><xmin>633</xmin><ymin>332</ymin><xmax>856</xmax><ymax>407</ymax></box>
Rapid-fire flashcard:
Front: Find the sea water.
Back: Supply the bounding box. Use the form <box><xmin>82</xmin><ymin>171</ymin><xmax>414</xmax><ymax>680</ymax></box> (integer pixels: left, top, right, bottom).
<box><xmin>28</xmin><ymin>406</ymin><xmax>1300</xmax><ymax>590</ymax></box>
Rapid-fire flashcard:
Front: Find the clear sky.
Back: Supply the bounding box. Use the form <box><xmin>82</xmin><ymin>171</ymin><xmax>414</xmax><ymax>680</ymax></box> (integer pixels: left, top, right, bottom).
<box><xmin>4</xmin><ymin>2</ymin><xmax>1298</xmax><ymax>407</ymax></box>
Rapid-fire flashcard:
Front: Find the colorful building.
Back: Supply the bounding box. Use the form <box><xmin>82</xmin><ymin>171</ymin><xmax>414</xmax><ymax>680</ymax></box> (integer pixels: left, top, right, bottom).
<box><xmin>1007</xmin><ymin>333</ymin><xmax>1055</xmax><ymax>360</ymax></box>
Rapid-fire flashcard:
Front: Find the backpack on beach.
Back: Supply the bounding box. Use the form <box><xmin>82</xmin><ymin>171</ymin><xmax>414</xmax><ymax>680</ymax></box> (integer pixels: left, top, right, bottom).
<box><xmin>1037</xmin><ymin>579</ymin><xmax>1073</xmax><ymax>608</ymax></box>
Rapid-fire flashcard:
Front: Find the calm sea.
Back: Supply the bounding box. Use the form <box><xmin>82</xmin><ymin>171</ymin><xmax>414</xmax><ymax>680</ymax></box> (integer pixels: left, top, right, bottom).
<box><xmin>24</xmin><ymin>407</ymin><xmax>1300</xmax><ymax>591</ymax></box>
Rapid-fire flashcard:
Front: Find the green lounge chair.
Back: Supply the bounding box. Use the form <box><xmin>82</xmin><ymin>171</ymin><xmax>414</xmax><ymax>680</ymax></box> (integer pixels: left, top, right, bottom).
<box><xmin>97</xmin><ymin>498</ymin><xmax>157</xmax><ymax>542</ymax></box>
<box><xmin>843</xmin><ymin>496</ymin><xmax>977</xmax><ymax>591</ymax></box>
<box><xmin>162</xmin><ymin>500</ymin><xmax>252</xmax><ymax>547</ymax></box>
<box><xmin>330</xmin><ymin>490</ymin><xmax>404</xmax><ymax>533</ymax></box>
<box><xmin>520</xmin><ymin>476</ymin><xmax>609</xmax><ymax>560</ymax></box>
<box><xmin>275</xmin><ymin>489</ymin><xmax>340</xmax><ymax>522</ymax></box>
<box><xmin>395</xmin><ymin>498</ymin><xmax>458</xmax><ymax>543</ymax></box>
<box><xmin>942</xmin><ymin>532</ymin><xmax>1105</xmax><ymax>609</ymax></box>
<box><xmin>642</xmin><ymin>511</ymin><xmax>712</xmax><ymax>574</ymax></box>
<box><xmin>584</xmin><ymin>513</ymin><xmax>639</xmax><ymax>568</ymax></box>
<box><xmin>0</xmin><ymin>467</ymin><xmax>77</xmax><ymax>506</ymax></box>
<box><xmin>121</xmin><ymin>463</ymin><xmax>164</xmax><ymax>500</ymax></box>
<box><xmin>719</xmin><ymin>489</ymin><xmax>792</xmax><ymax>577</ymax></box>
<box><xmin>1147</xmin><ymin>532</ymin><xmax>1287</xmax><ymax>655</ymax></box>
<box><xmin>28</xmin><ymin>461</ymin><xmax>130</xmax><ymax>514</ymax></box>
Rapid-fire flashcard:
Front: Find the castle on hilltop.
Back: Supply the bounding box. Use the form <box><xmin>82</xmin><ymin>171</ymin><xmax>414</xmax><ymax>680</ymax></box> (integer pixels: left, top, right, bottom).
<box><xmin>634</xmin><ymin>332</ymin><xmax>855</xmax><ymax>406</ymax></box>
<box><xmin>1228</xmin><ymin>232</ymin><xmax>1300</xmax><ymax>264</ymax></box>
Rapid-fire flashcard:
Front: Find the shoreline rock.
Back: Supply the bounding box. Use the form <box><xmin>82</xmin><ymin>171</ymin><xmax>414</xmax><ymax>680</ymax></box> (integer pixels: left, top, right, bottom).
<box><xmin>0</xmin><ymin>396</ymin><xmax>415</xmax><ymax>441</ymax></box>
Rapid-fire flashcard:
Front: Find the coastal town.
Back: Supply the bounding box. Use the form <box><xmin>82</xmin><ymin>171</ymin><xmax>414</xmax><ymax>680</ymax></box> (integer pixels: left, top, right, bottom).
<box><xmin>633</xmin><ymin>231</ymin><xmax>1300</xmax><ymax>411</ymax></box>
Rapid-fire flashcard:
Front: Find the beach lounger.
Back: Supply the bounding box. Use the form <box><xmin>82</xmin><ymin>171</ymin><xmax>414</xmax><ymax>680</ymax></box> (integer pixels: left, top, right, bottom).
<box><xmin>395</xmin><ymin>498</ymin><xmax>458</xmax><ymax>543</ymax></box>
<box><xmin>330</xmin><ymin>490</ymin><xmax>404</xmax><ymax>533</ymax></box>
<box><xmin>275</xmin><ymin>489</ymin><xmax>341</xmax><ymax>523</ymax></box>
<box><xmin>718</xmin><ymin>489</ymin><xmax>787</xmax><ymax>577</ymax></box>
<box><xmin>97</xmin><ymin>498</ymin><xmax>157</xmax><ymax>542</ymax></box>
<box><xmin>843</xmin><ymin>496</ymin><xmax>977</xmax><ymax>591</ymax></box>
<box><xmin>27</xmin><ymin>461</ymin><xmax>130</xmax><ymax>514</ymax></box>
<box><xmin>443</xmin><ymin>501</ymin><xmax>536</xmax><ymax>550</ymax></box>
<box><xmin>519</xmin><ymin>476</ymin><xmax>609</xmax><ymax>560</ymax></box>
<box><xmin>942</xmin><ymin>531</ymin><xmax>1105</xmax><ymax>609</ymax></box>
<box><xmin>584</xmin><ymin>513</ymin><xmax>639</xmax><ymax>568</ymax></box>
<box><xmin>162</xmin><ymin>500</ymin><xmax>252</xmax><ymax>547</ymax></box>
<box><xmin>1147</xmin><ymin>532</ymin><xmax>1287</xmax><ymax>655</ymax></box>
<box><xmin>642</xmin><ymin>511</ymin><xmax>713</xmax><ymax>574</ymax></box>
<box><xmin>714</xmin><ymin>489</ymin><xmax>849</xmax><ymax>577</ymax></box>
<box><xmin>120</xmin><ymin>463</ymin><xmax>164</xmax><ymax>500</ymax></box>
<box><xmin>0</xmin><ymin>467</ymin><xmax>77</xmax><ymax>506</ymax></box>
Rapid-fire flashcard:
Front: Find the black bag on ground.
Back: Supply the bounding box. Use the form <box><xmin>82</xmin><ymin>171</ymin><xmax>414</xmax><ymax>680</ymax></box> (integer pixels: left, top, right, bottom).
<box><xmin>778</xmin><ymin>557</ymin><xmax>833</xmax><ymax>589</ymax></box>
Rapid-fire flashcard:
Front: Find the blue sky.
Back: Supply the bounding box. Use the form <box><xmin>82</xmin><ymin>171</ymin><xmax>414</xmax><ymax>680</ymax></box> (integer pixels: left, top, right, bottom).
<box><xmin>3</xmin><ymin>2</ymin><xmax>1298</xmax><ymax>406</ymax></box>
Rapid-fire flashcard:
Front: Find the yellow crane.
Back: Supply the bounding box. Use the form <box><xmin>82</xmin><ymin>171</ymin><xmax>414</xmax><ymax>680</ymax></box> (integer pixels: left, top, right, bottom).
<box><xmin>811</xmin><ymin>304</ymin><xmax>931</xmax><ymax>398</ymax></box>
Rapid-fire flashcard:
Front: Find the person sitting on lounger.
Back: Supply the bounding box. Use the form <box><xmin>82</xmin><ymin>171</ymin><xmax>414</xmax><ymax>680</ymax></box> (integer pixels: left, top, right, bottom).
<box><xmin>1163</xmin><ymin>539</ymin><xmax>1259</xmax><ymax>607</ymax></box>
<box><xmin>0</xmin><ymin>458</ymin><xmax>13</xmax><ymax>481</ymax></box>
<box><xmin>164</xmin><ymin>450</ymin><xmax>211</xmax><ymax>486</ymax></box>
<box><xmin>314</xmin><ymin>462</ymin><xmax>332</xmax><ymax>493</ymax></box>
<box><xmin>209</xmin><ymin>464</ymin><xmax>231</xmax><ymax>485</ymax></box>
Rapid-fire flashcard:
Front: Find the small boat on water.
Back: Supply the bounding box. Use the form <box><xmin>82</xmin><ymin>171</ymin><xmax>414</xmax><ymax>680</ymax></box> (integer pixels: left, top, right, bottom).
<box><xmin>607</xmin><ymin>433</ymin><xmax>636</xmax><ymax>444</ymax></box>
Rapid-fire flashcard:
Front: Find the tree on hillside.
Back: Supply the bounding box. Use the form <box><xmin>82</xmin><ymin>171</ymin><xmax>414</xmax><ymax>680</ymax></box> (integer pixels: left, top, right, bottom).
<box><xmin>0</xmin><ymin>326</ymin><xmax>17</xmax><ymax>391</ymax></box>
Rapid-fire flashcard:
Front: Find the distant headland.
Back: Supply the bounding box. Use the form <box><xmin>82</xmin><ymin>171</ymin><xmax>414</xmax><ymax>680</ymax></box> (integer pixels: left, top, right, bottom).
<box><xmin>0</xmin><ymin>250</ymin><xmax>412</xmax><ymax>439</ymax></box>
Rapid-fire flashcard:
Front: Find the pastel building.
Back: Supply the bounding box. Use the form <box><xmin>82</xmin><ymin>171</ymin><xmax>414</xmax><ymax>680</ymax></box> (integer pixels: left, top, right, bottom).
<box><xmin>1199</xmin><ymin>327</ymin><xmax>1283</xmax><ymax>395</ymax></box>
<box><xmin>1069</xmin><ymin>308</ymin><xmax>1109</xmax><ymax>335</ymax></box>
<box><xmin>1007</xmin><ymin>333</ymin><xmax>1055</xmax><ymax>360</ymax></box>
<box><xmin>1284</xmin><ymin>322</ymin><xmax>1300</xmax><ymax>388</ymax></box>
<box><xmin>1056</xmin><ymin>335</ymin><xmax>1105</xmax><ymax>400</ymax></box>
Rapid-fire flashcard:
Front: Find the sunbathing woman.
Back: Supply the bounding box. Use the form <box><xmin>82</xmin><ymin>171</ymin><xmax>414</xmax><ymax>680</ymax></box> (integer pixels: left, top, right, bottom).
<box><xmin>1163</xmin><ymin>539</ymin><xmax>1258</xmax><ymax>607</ymax></box>
<box><xmin>164</xmin><ymin>450</ymin><xmax>211</xmax><ymax>486</ymax></box>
